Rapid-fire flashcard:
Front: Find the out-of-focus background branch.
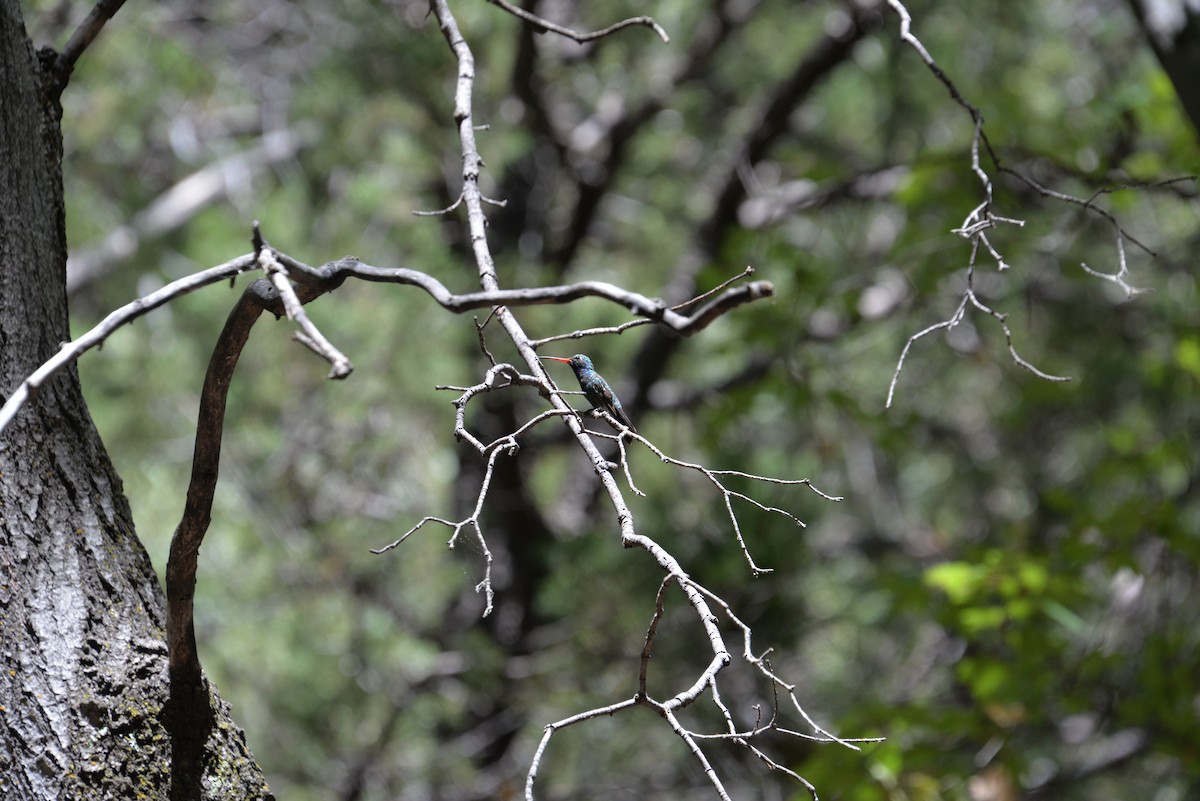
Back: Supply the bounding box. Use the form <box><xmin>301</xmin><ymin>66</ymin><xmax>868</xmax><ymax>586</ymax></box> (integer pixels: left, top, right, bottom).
<box><xmin>38</xmin><ymin>0</ymin><xmax>1200</xmax><ymax>798</ymax></box>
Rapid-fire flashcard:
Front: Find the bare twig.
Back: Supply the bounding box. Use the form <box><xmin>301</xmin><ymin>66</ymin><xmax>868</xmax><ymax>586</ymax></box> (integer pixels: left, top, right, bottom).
<box><xmin>1080</xmin><ymin>232</ymin><xmax>1150</xmax><ymax>299</ymax></box>
<box><xmin>886</xmin><ymin>236</ymin><xmax>1069</xmax><ymax>408</ymax></box>
<box><xmin>484</xmin><ymin>0</ymin><xmax>669</xmax><ymax>43</ymax></box>
<box><xmin>528</xmin><ymin>319</ymin><xmax>654</xmax><ymax>349</ymax></box>
<box><xmin>884</xmin><ymin>0</ymin><xmax>1179</xmax><ymax>404</ymax></box>
<box><xmin>887</xmin><ymin>298</ymin><xmax>968</xmax><ymax>409</ymax></box>
<box><xmin>411</xmin><ymin>192</ymin><xmax>464</xmax><ymax>217</ymax></box>
<box><xmin>373</xmin><ymin>374</ymin><xmax>544</xmax><ymax>618</ymax></box>
<box><xmin>0</xmin><ymin>254</ymin><xmax>256</xmax><ymax>434</ymax></box>
<box><xmin>635</xmin><ymin>435</ymin><xmax>843</xmax><ymax>575</ymax></box>
<box><xmin>525</xmin><ymin>698</ymin><xmax>640</xmax><ymax>801</ymax></box>
<box><xmin>258</xmin><ymin>248</ymin><xmax>353</xmax><ymax>378</ymax></box>
<box><xmin>683</xmin><ymin>578</ymin><xmax>884</xmax><ymax>751</ymax></box>
<box><xmin>671</xmin><ymin>266</ymin><xmax>756</xmax><ymax>312</ymax></box>
<box><xmin>528</xmin><ymin>267</ymin><xmax>760</xmax><ymax>348</ymax></box>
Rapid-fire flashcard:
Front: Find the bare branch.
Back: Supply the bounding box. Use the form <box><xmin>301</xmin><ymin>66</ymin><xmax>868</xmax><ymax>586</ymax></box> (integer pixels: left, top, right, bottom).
<box><xmin>528</xmin><ymin>318</ymin><xmax>654</xmax><ymax>349</ymax></box>
<box><xmin>887</xmin><ymin>298</ymin><xmax>968</xmax><ymax>409</ymax></box>
<box><xmin>887</xmin><ymin>236</ymin><xmax>1069</xmax><ymax>408</ymax></box>
<box><xmin>163</xmin><ymin>278</ymin><xmax>284</xmax><ymax>787</ymax></box>
<box><xmin>325</xmin><ymin>257</ymin><xmax>777</xmax><ymax>328</ymax></box>
<box><xmin>0</xmin><ymin>249</ymin><xmax>773</xmax><ymax>438</ymax></box>
<box><xmin>0</xmin><ymin>255</ymin><xmax>256</xmax><ymax>434</ymax></box>
<box><xmin>682</xmin><ymin>578</ymin><xmax>882</xmax><ymax>752</ymax></box>
<box><xmin>671</xmin><ymin>266</ymin><xmax>756</xmax><ymax>312</ymax></box>
<box><xmin>884</xmin><ymin>10</ymin><xmax>1036</xmax><ymax>397</ymax></box>
<box><xmin>258</xmin><ymin>248</ymin><xmax>353</xmax><ymax>378</ymax></box>
<box><xmin>371</xmin><ymin>425</ymin><xmax>520</xmax><ymax>617</ymax></box>
<box><xmin>638</xmin><ymin>577</ymin><xmax>676</xmax><ymax>697</ymax></box>
<box><xmin>369</xmin><ymin>516</ymin><xmax>458</xmax><ymax>555</ymax></box>
<box><xmin>1080</xmin><ymin>233</ymin><xmax>1151</xmax><ymax>299</ymax></box>
<box><xmin>525</xmin><ymin>698</ymin><xmax>640</xmax><ymax>801</ymax></box>
<box><xmin>529</xmin><ymin>266</ymin><xmax>760</xmax><ymax>348</ymax></box>
<box><xmin>964</xmin><ymin>286</ymin><xmax>1072</xmax><ymax>383</ymax></box>
<box><xmin>411</xmin><ymin>192</ymin><xmax>464</xmax><ymax>217</ymax></box>
<box><xmin>884</xmin><ymin>0</ymin><xmax>1182</xmax><ymax>403</ymax></box>
<box><xmin>484</xmin><ymin>0</ymin><xmax>669</xmax><ymax>44</ymax></box>
<box><xmin>50</xmin><ymin>0</ymin><xmax>128</xmax><ymax>94</ymax></box>
<box><xmin>662</xmin><ymin>707</ymin><xmax>734</xmax><ymax>801</ymax></box>
<box><xmin>634</xmin><ymin>436</ymin><xmax>842</xmax><ymax>575</ymax></box>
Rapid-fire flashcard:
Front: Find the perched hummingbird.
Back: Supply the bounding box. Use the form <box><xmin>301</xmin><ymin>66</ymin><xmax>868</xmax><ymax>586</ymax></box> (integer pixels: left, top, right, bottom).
<box><xmin>544</xmin><ymin>354</ymin><xmax>636</xmax><ymax>433</ymax></box>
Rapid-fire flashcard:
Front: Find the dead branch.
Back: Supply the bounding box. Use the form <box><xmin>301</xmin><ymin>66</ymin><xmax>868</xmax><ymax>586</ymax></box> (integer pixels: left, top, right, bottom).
<box><xmin>0</xmin><ymin>250</ymin><xmax>772</xmax><ymax>438</ymax></box>
<box><xmin>418</xmin><ymin>2</ymin><xmax>859</xmax><ymax>796</ymax></box>
<box><xmin>48</xmin><ymin>0</ymin><xmax>128</xmax><ymax>95</ymax></box>
<box><xmin>484</xmin><ymin>0</ymin><xmax>668</xmax><ymax>44</ymax></box>
<box><xmin>162</xmin><ymin>277</ymin><xmax>275</xmax><ymax>796</ymax></box>
<box><xmin>0</xmin><ymin>254</ymin><xmax>256</xmax><ymax>434</ymax></box>
<box><xmin>882</xmin><ymin>0</ymin><xmax>1190</xmax><ymax>406</ymax></box>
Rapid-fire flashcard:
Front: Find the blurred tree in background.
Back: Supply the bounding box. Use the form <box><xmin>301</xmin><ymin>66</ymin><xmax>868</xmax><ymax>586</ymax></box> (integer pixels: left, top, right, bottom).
<box><xmin>3</xmin><ymin>0</ymin><xmax>1199</xmax><ymax>799</ymax></box>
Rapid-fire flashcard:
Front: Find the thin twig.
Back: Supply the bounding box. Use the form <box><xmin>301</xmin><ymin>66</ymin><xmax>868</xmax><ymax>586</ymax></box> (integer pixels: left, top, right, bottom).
<box><xmin>671</xmin><ymin>266</ymin><xmax>756</xmax><ymax>312</ymax></box>
<box><xmin>412</xmin><ymin>192</ymin><xmax>464</xmax><ymax>217</ymax></box>
<box><xmin>528</xmin><ymin>319</ymin><xmax>654</xmax><ymax>348</ymax></box>
<box><xmin>525</xmin><ymin>698</ymin><xmax>640</xmax><ymax>801</ymax></box>
<box><xmin>484</xmin><ymin>0</ymin><xmax>669</xmax><ymax>43</ymax></box>
<box><xmin>0</xmin><ymin>255</ymin><xmax>256</xmax><ymax>434</ymax></box>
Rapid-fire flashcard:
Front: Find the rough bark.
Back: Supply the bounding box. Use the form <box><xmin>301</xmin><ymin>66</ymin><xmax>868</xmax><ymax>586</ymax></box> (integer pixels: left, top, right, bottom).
<box><xmin>0</xmin><ymin>2</ymin><xmax>268</xmax><ymax>799</ymax></box>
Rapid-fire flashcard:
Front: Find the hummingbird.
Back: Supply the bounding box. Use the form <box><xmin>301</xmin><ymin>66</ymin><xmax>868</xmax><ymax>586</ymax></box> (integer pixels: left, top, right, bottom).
<box><xmin>544</xmin><ymin>354</ymin><xmax>636</xmax><ymax>433</ymax></box>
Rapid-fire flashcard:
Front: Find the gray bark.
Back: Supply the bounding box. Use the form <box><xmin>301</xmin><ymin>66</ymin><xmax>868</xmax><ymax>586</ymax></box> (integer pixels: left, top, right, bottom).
<box><xmin>0</xmin><ymin>2</ymin><xmax>268</xmax><ymax>798</ymax></box>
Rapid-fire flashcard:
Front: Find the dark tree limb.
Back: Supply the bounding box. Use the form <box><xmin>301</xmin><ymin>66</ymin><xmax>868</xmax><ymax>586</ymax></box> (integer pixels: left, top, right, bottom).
<box><xmin>549</xmin><ymin>0</ymin><xmax>763</xmax><ymax>269</ymax></box>
<box><xmin>628</xmin><ymin>0</ymin><xmax>883</xmax><ymax>413</ymax></box>
<box><xmin>1126</xmin><ymin>0</ymin><xmax>1200</xmax><ymax>140</ymax></box>
<box><xmin>43</xmin><ymin>0</ymin><xmax>127</xmax><ymax>97</ymax></box>
<box><xmin>273</xmin><ymin>252</ymin><xmax>775</xmax><ymax>329</ymax></box>
<box><xmin>164</xmin><ymin>278</ymin><xmax>286</xmax><ymax>801</ymax></box>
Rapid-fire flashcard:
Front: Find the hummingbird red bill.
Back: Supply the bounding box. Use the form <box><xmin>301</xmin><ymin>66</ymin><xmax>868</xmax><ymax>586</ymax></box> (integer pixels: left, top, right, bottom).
<box><xmin>544</xmin><ymin>354</ymin><xmax>636</xmax><ymax>433</ymax></box>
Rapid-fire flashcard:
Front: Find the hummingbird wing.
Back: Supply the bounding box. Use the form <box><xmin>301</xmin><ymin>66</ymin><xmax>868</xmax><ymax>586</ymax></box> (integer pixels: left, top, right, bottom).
<box><xmin>596</xmin><ymin>385</ymin><xmax>636</xmax><ymax>433</ymax></box>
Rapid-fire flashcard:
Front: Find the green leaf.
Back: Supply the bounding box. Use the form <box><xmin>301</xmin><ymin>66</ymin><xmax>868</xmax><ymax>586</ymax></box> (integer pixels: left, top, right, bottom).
<box><xmin>924</xmin><ymin>562</ymin><xmax>983</xmax><ymax>604</ymax></box>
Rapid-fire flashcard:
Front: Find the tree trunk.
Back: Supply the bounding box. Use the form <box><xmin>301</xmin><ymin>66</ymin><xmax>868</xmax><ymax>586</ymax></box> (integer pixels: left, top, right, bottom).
<box><xmin>0</xmin><ymin>3</ymin><xmax>268</xmax><ymax>798</ymax></box>
<box><xmin>1128</xmin><ymin>0</ymin><xmax>1200</xmax><ymax>140</ymax></box>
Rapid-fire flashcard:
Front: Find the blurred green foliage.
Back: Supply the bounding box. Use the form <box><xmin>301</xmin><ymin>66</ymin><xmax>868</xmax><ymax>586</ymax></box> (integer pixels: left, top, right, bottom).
<box><xmin>30</xmin><ymin>0</ymin><xmax>1200</xmax><ymax>797</ymax></box>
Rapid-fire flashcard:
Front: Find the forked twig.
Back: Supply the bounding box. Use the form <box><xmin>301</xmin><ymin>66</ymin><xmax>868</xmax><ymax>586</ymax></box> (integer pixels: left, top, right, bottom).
<box><xmin>258</xmin><ymin>248</ymin><xmax>353</xmax><ymax>378</ymax></box>
<box><xmin>883</xmin><ymin>0</ymin><xmax>1177</xmax><ymax>405</ymax></box>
